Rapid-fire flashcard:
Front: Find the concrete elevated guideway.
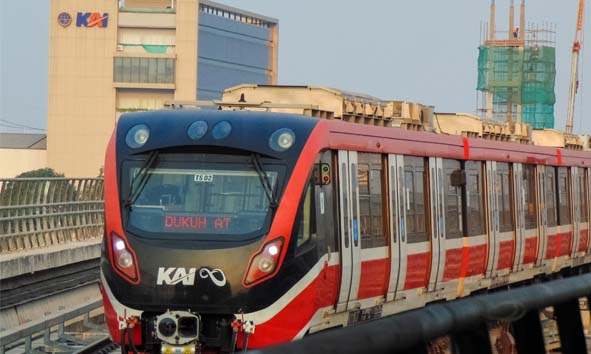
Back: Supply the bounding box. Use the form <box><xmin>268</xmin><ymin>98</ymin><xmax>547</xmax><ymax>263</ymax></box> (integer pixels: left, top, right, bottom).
<box><xmin>0</xmin><ymin>178</ymin><xmax>104</xmax><ymax>352</ymax></box>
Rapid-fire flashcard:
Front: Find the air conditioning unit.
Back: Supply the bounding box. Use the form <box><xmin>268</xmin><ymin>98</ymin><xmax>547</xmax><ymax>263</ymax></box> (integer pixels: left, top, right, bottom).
<box><xmin>116</xmin><ymin>44</ymin><xmax>124</xmax><ymax>52</ymax></box>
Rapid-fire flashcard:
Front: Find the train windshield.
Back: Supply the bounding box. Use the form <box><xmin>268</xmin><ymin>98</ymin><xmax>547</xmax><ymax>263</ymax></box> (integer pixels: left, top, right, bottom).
<box><xmin>122</xmin><ymin>154</ymin><xmax>284</xmax><ymax>238</ymax></box>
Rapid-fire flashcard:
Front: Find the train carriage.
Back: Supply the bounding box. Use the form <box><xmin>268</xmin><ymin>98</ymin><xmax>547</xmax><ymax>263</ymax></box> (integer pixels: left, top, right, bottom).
<box><xmin>100</xmin><ymin>86</ymin><xmax>591</xmax><ymax>354</ymax></box>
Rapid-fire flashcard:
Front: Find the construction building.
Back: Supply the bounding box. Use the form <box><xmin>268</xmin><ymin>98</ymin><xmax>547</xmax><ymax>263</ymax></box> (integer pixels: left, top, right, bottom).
<box><xmin>47</xmin><ymin>0</ymin><xmax>278</xmax><ymax>176</ymax></box>
<box><xmin>477</xmin><ymin>0</ymin><xmax>556</xmax><ymax>129</ymax></box>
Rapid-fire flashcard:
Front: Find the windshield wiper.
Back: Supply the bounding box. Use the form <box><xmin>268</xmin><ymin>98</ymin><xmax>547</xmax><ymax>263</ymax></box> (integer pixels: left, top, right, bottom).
<box><xmin>251</xmin><ymin>153</ymin><xmax>278</xmax><ymax>209</ymax></box>
<box><xmin>124</xmin><ymin>150</ymin><xmax>160</xmax><ymax>208</ymax></box>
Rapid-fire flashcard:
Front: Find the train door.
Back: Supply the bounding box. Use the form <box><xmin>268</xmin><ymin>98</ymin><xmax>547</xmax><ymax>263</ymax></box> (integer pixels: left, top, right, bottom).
<box><xmin>513</xmin><ymin>163</ymin><xmax>525</xmax><ymax>271</ymax></box>
<box><xmin>386</xmin><ymin>154</ymin><xmax>402</xmax><ymax>301</ymax></box>
<box><xmin>535</xmin><ymin>166</ymin><xmax>550</xmax><ymax>267</ymax></box>
<box><xmin>428</xmin><ymin>157</ymin><xmax>445</xmax><ymax>292</ymax></box>
<box><xmin>571</xmin><ymin>167</ymin><xmax>582</xmax><ymax>256</ymax></box>
<box><xmin>583</xmin><ymin>168</ymin><xmax>591</xmax><ymax>255</ymax></box>
<box><xmin>430</xmin><ymin>159</ymin><xmax>487</xmax><ymax>293</ymax></box>
<box><xmin>556</xmin><ymin>167</ymin><xmax>573</xmax><ymax>259</ymax></box>
<box><xmin>336</xmin><ymin>150</ymin><xmax>361</xmax><ymax>311</ymax></box>
<box><xmin>393</xmin><ymin>156</ymin><xmax>431</xmax><ymax>293</ymax></box>
<box><xmin>485</xmin><ymin>162</ymin><xmax>516</xmax><ymax>276</ymax></box>
<box><xmin>517</xmin><ymin>164</ymin><xmax>540</xmax><ymax>269</ymax></box>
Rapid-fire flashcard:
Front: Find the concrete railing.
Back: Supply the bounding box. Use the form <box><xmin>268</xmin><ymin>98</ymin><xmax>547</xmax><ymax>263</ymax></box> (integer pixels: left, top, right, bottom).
<box><xmin>0</xmin><ymin>178</ymin><xmax>104</xmax><ymax>253</ymax></box>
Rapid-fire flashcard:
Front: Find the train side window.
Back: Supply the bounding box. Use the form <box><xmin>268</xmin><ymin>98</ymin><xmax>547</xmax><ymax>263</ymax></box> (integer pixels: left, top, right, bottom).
<box><xmin>580</xmin><ymin>170</ymin><xmax>589</xmax><ymax>223</ymax></box>
<box><xmin>358</xmin><ymin>153</ymin><xmax>386</xmax><ymax>248</ymax></box>
<box><xmin>523</xmin><ymin>164</ymin><xmax>538</xmax><ymax>229</ymax></box>
<box><xmin>496</xmin><ymin>162</ymin><xmax>514</xmax><ymax>233</ymax></box>
<box><xmin>444</xmin><ymin>159</ymin><xmax>463</xmax><ymax>239</ymax></box>
<box><xmin>546</xmin><ymin>167</ymin><xmax>558</xmax><ymax>228</ymax></box>
<box><xmin>557</xmin><ymin>167</ymin><xmax>571</xmax><ymax>225</ymax></box>
<box><xmin>404</xmin><ymin>156</ymin><xmax>428</xmax><ymax>243</ymax></box>
<box><xmin>465</xmin><ymin>161</ymin><xmax>486</xmax><ymax>236</ymax></box>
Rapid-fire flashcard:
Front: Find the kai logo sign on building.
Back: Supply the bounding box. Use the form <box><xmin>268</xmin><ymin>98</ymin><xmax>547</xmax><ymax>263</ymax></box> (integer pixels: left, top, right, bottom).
<box><xmin>76</xmin><ymin>12</ymin><xmax>109</xmax><ymax>28</ymax></box>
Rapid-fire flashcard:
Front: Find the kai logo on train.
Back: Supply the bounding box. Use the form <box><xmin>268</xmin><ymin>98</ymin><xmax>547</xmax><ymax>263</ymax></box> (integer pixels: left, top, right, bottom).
<box><xmin>76</xmin><ymin>12</ymin><xmax>109</xmax><ymax>28</ymax></box>
<box><xmin>157</xmin><ymin>267</ymin><xmax>227</xmax><ymax>287</ymax></box>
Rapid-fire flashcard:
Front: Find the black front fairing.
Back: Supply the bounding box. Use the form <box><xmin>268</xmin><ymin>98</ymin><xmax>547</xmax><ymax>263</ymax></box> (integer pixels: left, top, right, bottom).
<box><xmin>101</xmin><ymin>228</ymin><xmax>320</xmax><ymax>313</ymax></box>
<box><xmin>103</xmin><ymin>110</ymin><xmax>321</xmax><ymax>314</ymax></box>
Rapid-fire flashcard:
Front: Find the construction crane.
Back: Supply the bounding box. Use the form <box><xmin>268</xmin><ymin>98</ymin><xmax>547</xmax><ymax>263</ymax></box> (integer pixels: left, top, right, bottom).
<box><xmin>566</xmin><ymin>0</ymin><xmax>585</xmax><ymax>134</ymax></box>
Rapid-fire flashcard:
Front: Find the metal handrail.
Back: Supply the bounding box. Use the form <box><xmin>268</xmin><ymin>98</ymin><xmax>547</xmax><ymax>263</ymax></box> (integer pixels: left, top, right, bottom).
<box><xmin>0</xmin><ymin>178</ymin><xmax>104</xmax><ymax>253</ymax></box>
<box><xmin>250</xmin><ymin>274</ymin><xmax>591</xmax><ymax>354</ymax></box>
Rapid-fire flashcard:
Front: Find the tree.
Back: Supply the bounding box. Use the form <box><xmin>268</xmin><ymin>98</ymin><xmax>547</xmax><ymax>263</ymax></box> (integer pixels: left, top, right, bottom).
<box><xmin>16</xmin><ymin>168</ymin><xmax>64</xmax><ymax>178</ymax></box>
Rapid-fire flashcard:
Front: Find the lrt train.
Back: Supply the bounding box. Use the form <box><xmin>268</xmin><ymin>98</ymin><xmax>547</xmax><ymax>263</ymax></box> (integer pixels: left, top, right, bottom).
<box><xmin>101</xmin><ymin>106</ymin><xmax>591</xmax><ymax>353</ymax></box>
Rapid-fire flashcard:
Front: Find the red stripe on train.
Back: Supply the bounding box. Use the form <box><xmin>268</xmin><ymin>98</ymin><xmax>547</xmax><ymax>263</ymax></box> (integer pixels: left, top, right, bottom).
<box><xmin>404</xmin><ymin>252</ymin><xmax>431</xmax><ymax>290</ymax></box>
<box><xmin>496</xmin><ymin>240</ymin><xmax>515</xmax><ymax>270</ymax></box>
<box><xmin>358</xmin><ymin>258</ymin><xmax>389</xmax><ymax>299</ymax></box>
<box><xmin>579</xmin><ymin>229</ymin><xmax>589</xmax><ymax>253</ymax></box>
<box><xmin>443</xmin><ymin>244</ymin><xmax>487</xmax><ymax>281</ymax></box>
<box><xmin>522</xmin><ymin>236</ymin><xmax>538</xmax><ymax>264</ymax></box>
<box><xmin>545</xmin><ymin>231</ymin><xmax>574</xmax><ymax>259</ymax></box>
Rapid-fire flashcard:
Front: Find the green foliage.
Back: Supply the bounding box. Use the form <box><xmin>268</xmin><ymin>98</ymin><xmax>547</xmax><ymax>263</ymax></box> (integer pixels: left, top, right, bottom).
<box><xmin>16</xmin><ymin>168</ymin><xmax>64</xmax><ymax>178</ymax></box>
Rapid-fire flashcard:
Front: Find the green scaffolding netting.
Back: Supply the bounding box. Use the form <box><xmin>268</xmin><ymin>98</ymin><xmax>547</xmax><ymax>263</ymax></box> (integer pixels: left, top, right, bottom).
<box><xmin>477</xmin><ymin>46</ymin><xmax>556</xmax><ymax>129</ymax></box>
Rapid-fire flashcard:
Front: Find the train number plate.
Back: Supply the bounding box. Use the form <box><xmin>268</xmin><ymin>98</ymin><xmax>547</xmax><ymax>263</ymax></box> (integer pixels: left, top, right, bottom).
<box><xmin>194</xmin><ymin>174</ymin><xmax>214</xmax><ymax>182</ymax></box>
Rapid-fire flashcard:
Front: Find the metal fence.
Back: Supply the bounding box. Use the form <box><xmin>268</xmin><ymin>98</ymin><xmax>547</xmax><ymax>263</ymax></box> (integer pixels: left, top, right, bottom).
<box><xmin>0</xmin><ymin>178</ymin><xmax>104</xmax><ymax>253</ymax></box>
<box><xmin>251</xmin><ymin>273</ymin><xmax>591</xmax><ymax>354</ymax></box>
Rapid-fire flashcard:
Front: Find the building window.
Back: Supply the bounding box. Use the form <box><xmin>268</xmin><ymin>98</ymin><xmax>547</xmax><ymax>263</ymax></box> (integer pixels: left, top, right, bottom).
<box><xmin>404</xmin><ymin>156</ymin><xmax>428</xmax><ymax>243</ymax></box>
<box><xmin>358</xmin><ymin>153</ymin><xmax>386</xmax><ymax>248</ymax></box>
<box><xmin>114</xmin><ymin>57</ymin><xmax>175</xmax><ymax>84</ymax></box>
<box><xmin>557</xmin><ymin>167</ymin><xmax>571</xmax><ymax>225</ymax></box>
<box><xmin>523</xmin><ymin>164</ymin><xmax>538</xmax><ymax>229</ymax></box>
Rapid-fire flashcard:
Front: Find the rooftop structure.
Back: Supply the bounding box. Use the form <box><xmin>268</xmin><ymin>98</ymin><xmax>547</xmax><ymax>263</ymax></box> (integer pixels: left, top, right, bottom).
<box><xmin>477</xmin><ymin>0</ymin><xmax>557</xmax><ymax>130</ymax></box>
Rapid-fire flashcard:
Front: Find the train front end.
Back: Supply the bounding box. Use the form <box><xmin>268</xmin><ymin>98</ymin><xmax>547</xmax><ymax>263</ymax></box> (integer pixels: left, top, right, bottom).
<box><xmin>100</xmin><ymin>110</ymin><xmax>322</xmax><ymax>353</ymax></box>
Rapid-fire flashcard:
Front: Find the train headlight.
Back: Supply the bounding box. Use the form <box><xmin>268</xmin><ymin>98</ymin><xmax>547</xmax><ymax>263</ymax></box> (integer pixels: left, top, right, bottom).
<box><xmin>269</xmin><ymin>128</ymin><xmax>295</xmax><ymax>152</ymax></box>
<box><xmin>212</xmin><ymin>121</ymin><xmax>232</xmax><ymax>139</ymax></box>
<box><xmin>243</xmin><ymin>238</ymin><xmax>284</xmax><ymax>286</ymax></box>
<box><xmin>258</xmin><ymin>256</ymin><xmax>275</xmax><ymax>273</ymax></box>
<box><xmin>111</xmin><ymin>233</ymin><xmax>139</xmax><ymax>282</ymax></box>
<box><xmin>126</xmin><ymin>124</ymin><xmax>150</xmax><ymax>149</ymax></box>
<box><xmin>118</xmin><ymin>249</ymin><xmax>134</xmax><ymax>269</ymax></box>
<box><xmin>187</xmin><ymin>120</ymin><xmax>208</xmax><ymax>141</ymax></box>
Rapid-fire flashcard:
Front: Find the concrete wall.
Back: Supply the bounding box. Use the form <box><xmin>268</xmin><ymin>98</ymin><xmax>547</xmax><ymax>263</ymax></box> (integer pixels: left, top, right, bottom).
<box><xmin>197</xmin><ymin>13</ymin><xmax>274</xmax><ymax>100</ymax></box>
<box><xmin>0</xmin><ymin>149</ymin><xmax>47</xmax><ymax>178</ymax></box>
<box><xmin>47</xmin><ymin>0</ymin><xmax>119</xmax><ymax>177</ymax></box>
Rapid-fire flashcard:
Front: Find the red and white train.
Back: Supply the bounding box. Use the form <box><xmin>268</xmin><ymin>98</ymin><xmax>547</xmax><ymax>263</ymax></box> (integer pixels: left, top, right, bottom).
<box><xmin>100</xmin><ymin>87</ymin><xmax>591</xmax><ymax>353</ymax></box>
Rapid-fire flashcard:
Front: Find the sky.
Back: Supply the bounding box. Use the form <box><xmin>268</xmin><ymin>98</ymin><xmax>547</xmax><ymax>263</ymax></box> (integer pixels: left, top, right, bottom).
<box><xmin>1</xmin><ymin>1</ymin><xmax>590</xmax><ymax>133</ymax></box>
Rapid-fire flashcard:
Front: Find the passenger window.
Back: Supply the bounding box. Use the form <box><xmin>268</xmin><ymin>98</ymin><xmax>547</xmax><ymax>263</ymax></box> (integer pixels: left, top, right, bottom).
<box><xmin>444</xmin><ymin>159</ymin><xmax>463</xmax><ymax>239</ymax></box>
<box><xmin>404</xmin><ymin>156</ymin><xmax>428</xmax><ymax>243</ymax></box>
<box><xmin>496</xmin><ymin>163</ymin><xmax>514</xmax><ymax>233</ymax></box>
<box><xmin>580</xmin><ymin>170</ymin><xmax>589</xmax><ymax>223</ymax></box>
<box><xmin>358</xmin><ymin>153</ymin><xmax>386</xmax><ymax>248</ymax></box>
<box><xmin>465</xmin><ymin>161</ymin><xmax>485</xmax><ymax>236</ymax></box>
<box><xmin>546</xmin><ymin>168</ymin><xmax>558</xmax><ymax>227</ymax></box>
<box><xmin>523</xmin><ymin>165</ymin><xmax>538</xmax><ymax>230</ymax></box>
<box><xmin>557</xmin><ymin>167</ymin><xmax>571</xmax><ymax>225</ymax></box>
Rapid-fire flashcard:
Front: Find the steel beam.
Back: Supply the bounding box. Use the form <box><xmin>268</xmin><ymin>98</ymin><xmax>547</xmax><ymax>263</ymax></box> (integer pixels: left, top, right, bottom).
<box><xmin>554</xmin><ymin>299</ymin><xmax>587</xmax><ymax>354</ymax></box>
